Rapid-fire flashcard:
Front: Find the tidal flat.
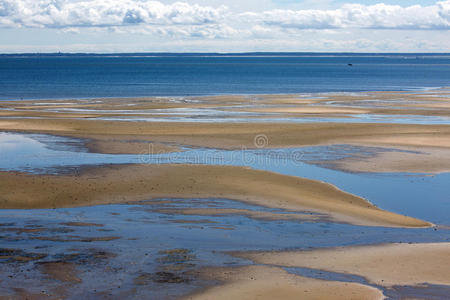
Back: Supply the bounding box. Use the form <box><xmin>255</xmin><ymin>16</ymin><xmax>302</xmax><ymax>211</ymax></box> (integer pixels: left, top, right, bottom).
<box><xmin>0</xmin><ymin>90</ymin><xmax>449</xmax><ymax>299</ymax></box>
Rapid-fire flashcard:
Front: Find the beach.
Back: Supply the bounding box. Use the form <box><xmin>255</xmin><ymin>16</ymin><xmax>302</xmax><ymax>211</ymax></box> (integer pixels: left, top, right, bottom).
<box><xmin>1</xmin><ymin>89</ymin><xmax>450</xmax><ymax>299</ymax></box>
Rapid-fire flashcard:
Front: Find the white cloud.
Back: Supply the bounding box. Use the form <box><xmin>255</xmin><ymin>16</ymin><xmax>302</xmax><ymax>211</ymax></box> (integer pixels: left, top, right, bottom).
<box><xmin>245</xmin><ymin>1</ymin><xmax>450</xmax><ymax>30</ymax></box>
<box><xmin>111</xmin><ymin>23</ymin><xmax>237</xmax><ymax>39</ymax></box>
<box><xmin>1</xmin><ymin>0</ymin><xmax>450</xmax><ymax>32</ymax></box>
<box><xmin>0</xmin><ymin>0</ymin><xmax>227</xmax><ymax>28</ymax></box>
<box><xmin>1</xmin><ymin>26</ymin><xmax>449</xmax><ymax>53</ymax></box>
<box><xmin>0</xmin><ymin>0</ymin><xmax>449</xmax><ymax>46</ymax></box>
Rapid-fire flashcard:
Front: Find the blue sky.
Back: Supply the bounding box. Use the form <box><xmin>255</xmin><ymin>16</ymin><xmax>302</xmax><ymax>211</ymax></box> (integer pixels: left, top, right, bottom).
<box><xmin>0</xmin><ymin>0</ymin><xmax>449</xmax><ymax>53</ymax></box>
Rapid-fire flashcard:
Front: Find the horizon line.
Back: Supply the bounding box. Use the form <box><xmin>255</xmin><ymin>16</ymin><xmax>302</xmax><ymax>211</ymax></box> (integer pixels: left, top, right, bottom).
<box><xmin>1</xmin><ymin>51</ymin><xmax>450</xmax><ymax>56</ymax></box>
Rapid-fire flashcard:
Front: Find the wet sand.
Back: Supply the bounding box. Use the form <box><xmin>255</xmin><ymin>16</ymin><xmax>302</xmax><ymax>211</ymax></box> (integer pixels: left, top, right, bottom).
<box><xmin>2</xmin><ymin>116</ymin><xmax>449</xmax><ymax>173</ymax></box>
<box><xmin>321</xmin><ymin>146</ymin><xmax>450</xmax><ymax>174</ymax></box>
<box><xmin>245</xmin><ymin>93</ymin><xmax>450</xmax><ymax>117</ymax></box>
<box><xmin>1</xmin><ymin>90</ymin><xmax>450</xmax><ymax>299</ymax></box>
<box><xmin>185</xmin><ymin>265</ymin><xmax>384</xmax><ymax>300</ymax></box>
<box><xmin>1</xmin><ymin>118</ymin><xmax>449</xmax><ymax>153</ymax></box>
<box><xmin>1</xmin><ymin>89</ymin><xmax>450</xmax><ymax>176</ymax></box>
<box><xmin>2</xmin><ymin>89</ymin><xmax>449</xmax><ymax>116</ymax></box>
<box><xmin>155</xmin><ymin>208</ymin><xmax>326</xmax><ymax>223</ymax></box>
<box><xmin>39</xmin><ymin>261</ymin><xmax>82</xmax><ymax>283</ymax></box>
<box><xmin>85</xmin><ymin>138</ymin><xmax>180</xmax><ymax>155</ymax></box>
<box><xmin>0</xmin><ymin>164</ymin><xmax>429</xmax><ymax>227</ymax></box>
<box><xmin>236</xmin><ymin>242</ymin><xmax>450</xmax><ymax>287</ymax></box>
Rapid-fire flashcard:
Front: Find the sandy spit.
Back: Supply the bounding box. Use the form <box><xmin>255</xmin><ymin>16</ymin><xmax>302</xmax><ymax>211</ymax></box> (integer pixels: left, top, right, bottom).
<box><xmin>183</xmin><ymin>265</ymin><xmax>384</xmax><ymax>300</ymax></box>
<box><xmin>1</xmin><ymin>119</ymin><xmax>449</xmax><ymax>150</ymax></box>
<box><xmin>323</xmin><ymin>145</ymin><xmax>450</xmax><ymax>174</ymax></box>
<box><xmin>0</xmin><ymin>164</ymin><xmax>430</xmax><ymax>228</ymax></box>
<box><xmin>236</xmin><ymin>242</ymin><xmax>450</xmax><ymax>287</ymax></box>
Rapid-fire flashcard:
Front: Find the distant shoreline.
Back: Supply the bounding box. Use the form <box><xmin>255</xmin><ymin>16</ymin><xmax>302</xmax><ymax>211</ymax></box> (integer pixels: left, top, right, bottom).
<box><xmin>1</xmin><ymin>52</ymin><xmax>450</xmax><ymax>58</ymax></box>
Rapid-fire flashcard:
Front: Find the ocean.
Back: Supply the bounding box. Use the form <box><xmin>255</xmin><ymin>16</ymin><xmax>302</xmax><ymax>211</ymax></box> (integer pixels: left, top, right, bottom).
<box><xmin>0</xmin><ymin>53</ymin><xmax>449</xmax><ymax>100</ymax></box>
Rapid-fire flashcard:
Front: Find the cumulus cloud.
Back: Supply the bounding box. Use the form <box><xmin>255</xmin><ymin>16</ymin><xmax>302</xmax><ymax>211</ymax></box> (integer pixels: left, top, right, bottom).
<box><xmin>0</xmin><ymin>0</ymin><xmax>227</xmax><ymax>28</ymax></box>
<box><xmin>0</xmin><ymin>0</ymin><xmax>449</xmax><ymax>36</ymax></box>
<box><xmin>245</xmin><ymin>1</ymin><xmax>450</xmax><ymax>30</ymax></box>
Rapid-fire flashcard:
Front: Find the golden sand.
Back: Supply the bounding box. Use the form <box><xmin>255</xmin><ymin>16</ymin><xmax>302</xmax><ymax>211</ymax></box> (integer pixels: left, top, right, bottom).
<box><xmin>84</xmin><ymin>138</ymin><xmax>179</xmax><ymax>154</ymax></box>
<box><xmin>1</xmin><ymin>91</ymin><xmax>450</xmax><ymax>173</ymax></box>
<box><xmin>238</xmin><ymin>90</ymin><xmax>450</xmax><ymax>116</ymax></box>
<box><xmin>1</xmin><ymin>116</ymin><xmax>449</xmax><ymax>173</ymax></box>
<box><xmin>0</xmin><ymin>164</ymin><xmax>430</xmax><ymax>227</ymax></box>
<box><xmin>184</xmin><ymin>265</ymin><xmax>384</xmax><ymax>300</ymax></box>
<box><xmin>237</xmin><ymin>242</ymin><xmax>450</xmax><ymax>287</ymax></box>
<box><xmin>1</xmin><ymin>91</ymin><xmax>449</xmax><ymax>298</ymax></box>
<box><xmin>325</xmin><ymin>146</ymin><xmax>450</xmax><ymax>174</ymax></box>
<box><xmin>248</xmin><ymin>106</ymin><xmax>370</xmax><ymax>114</ymax></box>
<box><xmin>1</xmin><ymin>118</ymin><xmax>449</xmax><ymax>150</ymax></box>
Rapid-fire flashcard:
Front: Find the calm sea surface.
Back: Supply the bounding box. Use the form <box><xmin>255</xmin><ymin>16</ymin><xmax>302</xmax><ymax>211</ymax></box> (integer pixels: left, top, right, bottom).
<box><xmin>0</xmin><ymin>53</ymin><xmax>449</xmax><ymax>100</ymax></box>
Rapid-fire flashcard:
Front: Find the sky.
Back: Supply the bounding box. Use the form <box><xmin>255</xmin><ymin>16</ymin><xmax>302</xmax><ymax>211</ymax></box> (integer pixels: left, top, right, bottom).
<box><xmin>0</xmin><ymin>0</ymin><xmax>449</xmax><ymax>53</ymax></box>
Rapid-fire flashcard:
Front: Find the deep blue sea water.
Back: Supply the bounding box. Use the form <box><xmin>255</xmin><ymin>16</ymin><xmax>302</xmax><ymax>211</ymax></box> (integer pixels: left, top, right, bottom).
<box><xmin>0</xmin><ymin>53</ymin><xmax>449</xmax><ymax>100</ymax></box>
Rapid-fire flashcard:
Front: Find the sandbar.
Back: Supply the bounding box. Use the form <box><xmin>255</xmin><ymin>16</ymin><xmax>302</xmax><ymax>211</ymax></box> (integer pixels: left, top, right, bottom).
<box><xmin>0</xmin><ymin>164</ymin><xmax>430</xmax><ymax>227</ymax></box>
<box><xmin>1</xmin><ymin>118</ymin><xmax>449</xmax><ymax>174</ymax></box>
<box><xmin>1</xmin><ymin>118</ymin><xmax>449</xmax><ymax>150</ymax></box>
<box><xmin>184</xmin><ymin>265</ymin><xmax>384</xmax><ymax>300</ymax></box>
<box><xmin>321</xmin><ymin>146</ymin><xmax>450</xmax><ymax>174</ymax></box>
<box><xmin>237</xmin><ymin>242</ymin><xmax>450</xmax><ymax>287</ymax></box>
